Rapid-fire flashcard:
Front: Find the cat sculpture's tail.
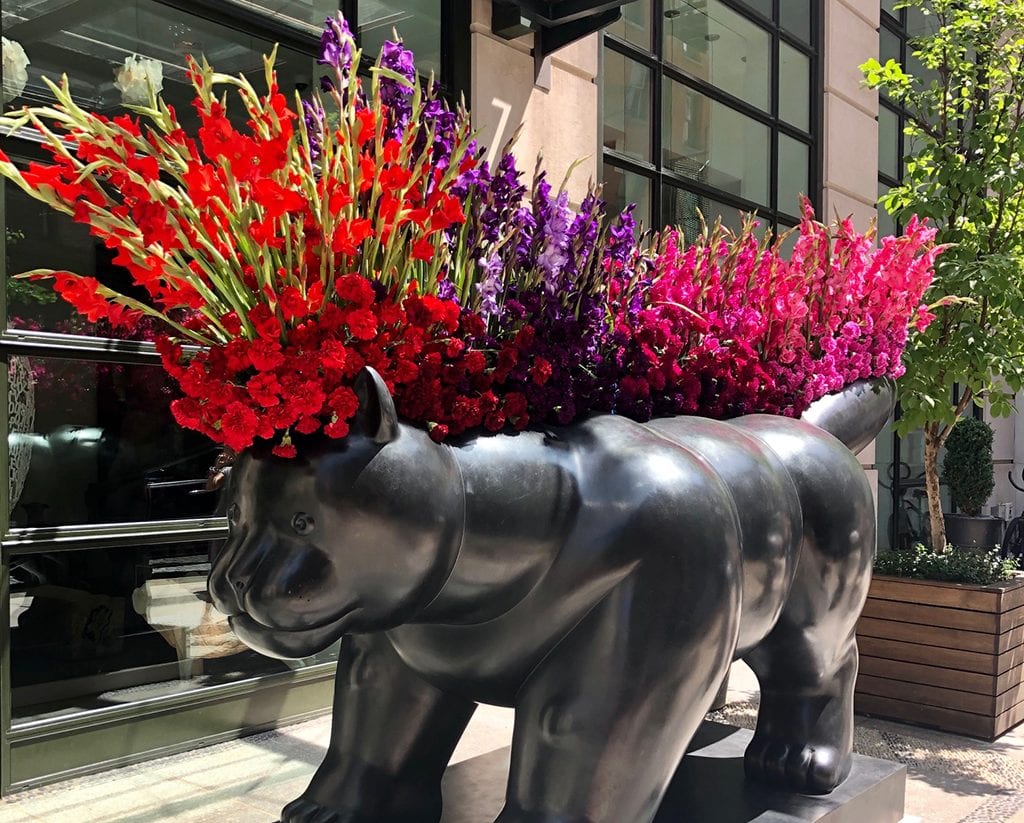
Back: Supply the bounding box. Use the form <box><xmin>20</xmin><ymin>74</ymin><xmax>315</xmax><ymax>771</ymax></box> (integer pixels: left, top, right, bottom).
<box><xmin>800</xmin><ymin>378</ymin><xmax>897</xmax><ymax>455</ymax></box>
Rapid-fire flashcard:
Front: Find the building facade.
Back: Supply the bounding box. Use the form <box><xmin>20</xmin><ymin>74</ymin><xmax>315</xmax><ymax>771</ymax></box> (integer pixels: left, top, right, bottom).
<box><xmin>0</xmin><ymin>0</ymin><xmax>1020</xmax><ymax>792</ymax></box>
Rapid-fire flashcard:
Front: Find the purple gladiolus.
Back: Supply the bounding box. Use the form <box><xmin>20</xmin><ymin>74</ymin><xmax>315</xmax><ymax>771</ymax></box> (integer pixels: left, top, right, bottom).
<box><xmin>537</xmin><ymin>190</ymin><xmax>572</xmax><ymax>293</ymax></box>
<box><xmin>319</xmin><ymin>14</ymin><xmax>355</xmax><ymax>78</ymax></box>
<box><xmin>302</xmin><ymin>98</ymin><xmax>325</xmax><ymax>162</ymax></box>
<box><xmin>476</xmin><ymin>254</ymin><xmax>504</xmax><ymax>318</ymax></box>
<box><xmin>379</xmin><ymin>40</ymin><xmax>416</xmax><ymax>136</ymax></box>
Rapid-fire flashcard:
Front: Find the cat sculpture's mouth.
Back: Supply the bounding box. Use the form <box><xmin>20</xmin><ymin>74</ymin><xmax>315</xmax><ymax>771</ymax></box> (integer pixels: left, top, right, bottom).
<box><xmin>228</xmin><ymin>605</ymin><xmax>359</xmax><ymax>660</ymax></box>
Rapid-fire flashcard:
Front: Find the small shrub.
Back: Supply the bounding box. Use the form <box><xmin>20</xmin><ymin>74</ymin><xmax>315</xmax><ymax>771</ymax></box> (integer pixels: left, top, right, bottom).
<box><xmin>942</xmin><ymin>417</ymin><xmax>995</xmax><ymax>516</ymax></box>
<box><xmin>874</xmin><ymin>543</ymin><xmax>1018</xmax><ymax>585</ymax></box>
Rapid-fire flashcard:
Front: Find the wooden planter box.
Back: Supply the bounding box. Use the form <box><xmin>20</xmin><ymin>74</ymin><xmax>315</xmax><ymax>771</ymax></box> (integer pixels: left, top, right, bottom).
<box><xmin>855</xmin><ymin>574</ymin><xmax>1024</xmax><ymax>740</ymax></box>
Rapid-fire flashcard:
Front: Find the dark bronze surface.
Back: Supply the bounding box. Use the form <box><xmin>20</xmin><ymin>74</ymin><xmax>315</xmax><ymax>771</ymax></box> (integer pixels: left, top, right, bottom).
<box><xmin>208</xmin><ymin>369</ymin><xmax>895</xmax><ymax>823</ymax></box>
<box><xmin>438</xmin><ymin>723</ymin><xmax>907</xmax><ymax>823</ymax></box>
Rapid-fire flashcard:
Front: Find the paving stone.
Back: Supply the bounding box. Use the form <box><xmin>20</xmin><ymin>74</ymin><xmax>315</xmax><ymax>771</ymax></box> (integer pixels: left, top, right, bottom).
<box><xmin>4</xmin><ymin>662</ymin><xmax>1024</xmax><ymax>822</ymax></box>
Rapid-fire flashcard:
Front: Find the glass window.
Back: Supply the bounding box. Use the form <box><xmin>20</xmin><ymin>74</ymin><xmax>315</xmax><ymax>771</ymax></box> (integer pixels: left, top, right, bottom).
<box><xmin>603</xmin><ymin>48</ymin><xmax>653</xmax><ymax>161</ymax></box>
<box><xmin>1</xmin><ymin>1</ymin><xmax>321</xmax><ymax>123</ymax></box>
<box><xmin>2</xmin><ymin>0</ymin><xmax>333</xmax><ymax>30</ymax></box>
<box><xmin>602</xmin><ymin>163</ymin><xmax>653</xmax><ymax>227</ymax></box>
<box><xmin>779</xmin><ymin>0</ymin><xmax>811</xmax><ymax>44</ymax></box>
<box><xmin>4</xmin><ymin>159</ymin><xmax>168</xmax><ymax>337</ymax></box>
<box><xmin>663</xmin><ymin>186</ymin><xmax>753</xmax><ymax>238</ymax></box>
<box><xmin>881</xmin><ymin>0</ymin><xmax>898</xmax><ymax>18</ymax></box>
<box><xmin>603</xmin><ymin>0</ymin><xmax>817</xmax><ymax>242</ymax></box>
<box><xmin>905</xmin><ymin>8</ymin><xmax>940</xmax><ymax>89</ymax></box>
<box><xmin>776</xmin><ymin>221</ymin><xmax>799</xmax><ymax>256</ymax></box>
<box><xmin>777</xmin><ymin>134</ymin><xmax>809</xmax><ymax>217</ymax></box>
<box><xmin>779</xmin><ymin>42</ymin><xmax>810</xmax><ymax>130</ymax></box>
<box><xmin>607</xmin><ymin>0</ymin><xmax>652</xmax><ymax>51</ymax></box>
<box><xmin>877</xmin><ymin>182</ymin><xmax>896</xmax><ymax>239</ymax></box>
<box><xmin>735</xmin><ymin>0</ymin><xmax>772</xmax><ymax>19</ymax></box>
<box><xmin>9</xmin><ymin>541</ymin><xmax>340</xmax><ymax>724</ymax></box>
<box><xmin>880</xmin><ymin>27</ymin><xmax>902</xmax><ymax>67</ymax></box>
<box><xmin>8</xmin><ymin>357</ymin><xmax>222</xmax><ymax>527</ymax></box>
<box><xmin>358</xmin><ymin>0</ymin><xmax>442</xmax><ymax>77</ymax></box>
<box><xmin>663</xmin><ymin>79</ymin><xmax>770</xmax><ymax>206</ymax></box>
<box><xmin>663</xmin><ymin>0</ymin><xmax>771</xmax><ymax>112</ymax></box>
<box><xmin>879</xmin><ymin>104</ymin><xmax>901</xmax><ymax>179</ymax></box>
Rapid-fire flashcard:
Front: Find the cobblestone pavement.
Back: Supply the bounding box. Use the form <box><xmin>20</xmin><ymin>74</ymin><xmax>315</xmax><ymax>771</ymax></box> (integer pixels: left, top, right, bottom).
<box><xmin>0</xmin><ymin>662</ymin><xmax>1020</xmax><ymax>822</ymax></box>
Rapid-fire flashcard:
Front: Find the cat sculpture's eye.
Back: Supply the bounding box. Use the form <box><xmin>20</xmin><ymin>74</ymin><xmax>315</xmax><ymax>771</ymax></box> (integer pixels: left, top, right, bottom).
<box><xmin>291</xmin><ymin>512</ymin><xmax>316</xmax><ymax>535</ymax></box>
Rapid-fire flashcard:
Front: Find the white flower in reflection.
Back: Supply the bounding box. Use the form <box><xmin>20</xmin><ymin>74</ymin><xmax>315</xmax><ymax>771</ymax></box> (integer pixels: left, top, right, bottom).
<box><xmin>2</xmin><ymin>38</ymin><xmax>30</xmax><ymax>104</ymax></box>
<box><xmin>114</xmin><ymin>55</ymin><xmax>163</xmax><ymax>106</ymax></box>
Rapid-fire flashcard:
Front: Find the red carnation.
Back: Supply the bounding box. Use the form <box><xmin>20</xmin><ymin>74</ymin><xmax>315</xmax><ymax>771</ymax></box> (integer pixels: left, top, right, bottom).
<box><xmin>249</xmin><ymin>339</ymin><xmax>286</xmax><ymax>371</ymax></box>
<box><xmin>328</xmin><ymin>387</ymin><xmax>360</xmax><ymax>420</ymax></box>
<box><xmin>219</xmin><ymin>402</ymin><xmax>260</xmax><ymax>452</ymax></box>
<box><xmin>530</xmin><ymin>357</ymin><xmax>553</xmax><ymax>386</ymax></box>
<box><xmin>248</xmin><ymin>304</ymin><xmax>282</xmax><ymax>341</ymax></box>
<box><xmin>247</xmin><ymin>372</ymin><xmax>282</xmax><ymax>406</ymax></box>
<box><xmin>345</xmin><ymin>308</ymin><xmax>378</xmax><ymax>341</ymax></box>
<box><xmin>324</xmin><ymin>418</ymin><xmax>351</xmax><ymax>439</ymax></box>
<box><xmin>278</xmin><ymin>286</ymin><xmax>308</xmax><ymax>322</ymax></box>
<box><xmin>336</xmin><ymin>274</ymin><xmax>375</xmax><ymax>308</ymax></box>
<box><xmin>272</xmin><ymin>441</ymin><xmax>297</xmax><ymax>458</ymax></box>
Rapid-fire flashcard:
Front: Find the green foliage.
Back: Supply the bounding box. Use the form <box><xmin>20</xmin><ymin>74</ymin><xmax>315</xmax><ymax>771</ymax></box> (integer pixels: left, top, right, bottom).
<box><xmin>942</xmin><ymin>416</ymin><xmax>995</xmax><ymax>515</ymax></box>
<box><xmin>875</xmin><ymin>543</ymin><xmax>1018</xmax><ymax>585</ymax></box>
<box><xmin>5</xmin><ymin>228</ymin><xmax>55</xmax><ymax>306</ymax></box>
<box><xmin>860</xmin><ymin>0</ymin><xmax>1024</xmax><ymax>436</ymax></box>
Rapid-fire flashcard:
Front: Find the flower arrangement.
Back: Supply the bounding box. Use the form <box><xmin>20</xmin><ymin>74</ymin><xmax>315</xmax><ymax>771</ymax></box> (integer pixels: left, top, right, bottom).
<box><xmin>0</xmin><ymin>14</ymin><xmax>940</xmax><ymax>457</ymax></box>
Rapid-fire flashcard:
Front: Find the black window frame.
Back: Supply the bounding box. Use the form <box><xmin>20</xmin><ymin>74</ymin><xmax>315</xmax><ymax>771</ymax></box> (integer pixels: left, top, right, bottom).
<box><xmin>0</xmin><ymin>0</ymin><xmax>468</xmax><ymax>795</ymax></box>
<box><xmin>601</xmin><ymin>0</ymin><xmax>822</xmax><ymax>235</ymax></box>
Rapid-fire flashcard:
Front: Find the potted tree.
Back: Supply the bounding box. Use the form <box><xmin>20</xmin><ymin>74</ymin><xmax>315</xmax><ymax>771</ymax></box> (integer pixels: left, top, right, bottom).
<box><xmin>942</xmin><ymin>417</ymin><xmax>1002</xmax><ymax>549</ymax></box>
<box><xmin>856</xmin><ymin>0</ymin><xmax>1024</xmax><ymax>738</ymax></box>
<box><xmin>861</xmin><ymin>0</ymin><xmax>1024</xmax><ymax>554</ymax></box>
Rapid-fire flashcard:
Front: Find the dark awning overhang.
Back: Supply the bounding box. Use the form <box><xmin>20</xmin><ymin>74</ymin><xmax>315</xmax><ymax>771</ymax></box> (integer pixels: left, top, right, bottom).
<box><xmin>492</xmin><ymin>0</ymin><xmax>638</xmax><ymax>59</ymax></box>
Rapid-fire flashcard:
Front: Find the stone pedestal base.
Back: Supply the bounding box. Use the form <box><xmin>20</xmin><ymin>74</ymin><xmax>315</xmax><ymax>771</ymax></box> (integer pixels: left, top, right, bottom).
<box><xmin>440</xmin><ymin>721</ymin><xmax>907</xmax><ymax>822</ymax></box>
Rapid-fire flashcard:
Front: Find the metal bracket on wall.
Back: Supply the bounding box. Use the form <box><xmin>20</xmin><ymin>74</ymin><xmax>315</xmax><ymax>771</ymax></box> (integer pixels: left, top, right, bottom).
<box><xmin>491</xmin><ymin>0</ymin><xmax>634</xmax><ymax>81</ymax></box>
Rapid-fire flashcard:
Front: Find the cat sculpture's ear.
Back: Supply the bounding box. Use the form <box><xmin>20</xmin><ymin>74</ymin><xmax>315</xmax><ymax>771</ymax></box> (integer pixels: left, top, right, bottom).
<box><xmin>353</xmin><ymin>366</ymin><xmax>399</xmax><ymax>444</ymax></box>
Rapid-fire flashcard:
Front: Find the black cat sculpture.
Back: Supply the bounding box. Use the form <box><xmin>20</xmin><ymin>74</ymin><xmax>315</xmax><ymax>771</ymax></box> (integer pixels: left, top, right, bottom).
<box><xmin>208</xmin><ymin>367</ymin><xmax>894</xmax><ymax>823</ymax></box>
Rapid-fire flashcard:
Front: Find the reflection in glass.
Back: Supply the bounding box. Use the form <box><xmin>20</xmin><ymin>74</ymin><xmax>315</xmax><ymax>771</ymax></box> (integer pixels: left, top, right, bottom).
<box><xmin>877</xmin><ymin>182</ymin><xmax>896</xmax><ymax>238</ymax></box>
<box><xmin>9</xmin><ymin>541</ymin><xmax>340</xmax><ymax>723</ymax></box>
<box><xmin>602</xmin><ymin>163</ymin><xmax>652</xmax><ymax>227</ymax></box>
<box><xmin>879</xmin><ymin>105</ymin><xmax>900</xmax><ymax>180</ymax></box>
<box><xmin>735</xmin><ymin>0</ymin><xmax>772</xmax><ymax>19</ymax></box>
<box><xmin>663</xmin><ymin>0</ymin><xmax>770</xmax><ymax>112</ymax></box>
<box><xmin>776</xmin><ymin>222</ymin><xmax>799</xmax><ymax>256</ymax></box>
<box><xmin>4</xmin><ymin>157</ymin><xmax>150</xmax><ymax>336</ymax></box>
<box><xmin>880</xmin><ymin>27</ymin><xmax>901</xmax><ymax>67</ymax></box>
<box><xmin>882</xmin><ymin>0</ymin><xmax>898</xmax><ymax>18</ymax></box>
<box><xmin>1</xmin><ymin>1</ymin><xmax>320</xmax><ymax>125</ymax></box>
<box><xmin>662</xmin><ymin>78</ymin><xmax>769</xmax><ymax>206</ymax></box>
<box><xmin>8</xmin><ymin>358</ymin><xmax>222</xmax><ymax>526</ymax></box>
<box><xmin>603</xmin><ymin>48</ymin><xmax>652</xmax><ymax>161</ymax></box>
<box><xmin>906</xmin><ymin>7</ymin><xmax>940</xmax><ymax>88</ymax></box>
<box><xmin>778</xmin><ymin>42</ymin><xmax>809</xmax><ymax>131</ymax></box>
<box><xmin>2</xmin><ymin>1</ymin><xmax>324</xmax><ymax>337</ymax></box>
<box><xmin>358</xmin><ymin>0</ymin><xmax>441</xmax><ymax>78</ymax></box>
<box><xmin>663</xmin><ymin>186</ymin><xmax>754</xmax><ymax>241</ymax></box>
<box><xmin>779</xmin><ymin>0</ymin><xmax>811</xmax><ymax>44</ymax></box>
<box><xmin>777</xmin><ymin>134</ymin><xmax>809</xmax><ymax>218</ymax></box>
<box><xmin>875</xmin><ymin>417</ymin><xmax>897</xmax><ymax>550</ymax></box>
<box><xmin>608</xmin><ymin>0</ymin><xmax>652</xmax><ymax>50</ymax></box>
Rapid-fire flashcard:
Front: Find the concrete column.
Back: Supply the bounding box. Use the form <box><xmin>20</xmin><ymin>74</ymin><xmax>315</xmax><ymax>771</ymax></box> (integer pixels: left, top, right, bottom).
<box><xmin>469</xmin><ymin>0</ymin><xmax>599</xmax><ymax>205</ymax></box>
<box><xmin>821</xmin><ymin>0</ymin><xmax>880</xmax><ymax>232</ymax></box>
<box><xmin>821</xmin><ymin>0</ymin><xmax>883</xmax><ymax>506</ymax></box>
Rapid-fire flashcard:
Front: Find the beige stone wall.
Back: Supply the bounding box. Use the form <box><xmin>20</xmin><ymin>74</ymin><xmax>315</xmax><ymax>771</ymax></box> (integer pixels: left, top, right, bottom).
<box><xmin>822</xmin><ymin>0</ymin><xmax>879</xmax><ymax>232</ymax></box>
<box><xmin>823</xmin><ymin>0</ymin><xmax>882</xmax><ymax>490</ymax></box>
<box><xmin>469</xmin><ymin>0</ymin><xmax>599</xmax><ymax>205</ymax></box>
